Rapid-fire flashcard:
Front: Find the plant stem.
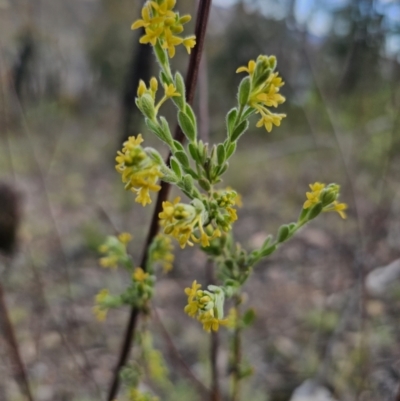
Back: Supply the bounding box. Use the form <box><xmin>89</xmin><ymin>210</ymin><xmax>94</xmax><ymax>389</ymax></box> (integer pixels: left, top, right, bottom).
<box><xmin>106</xmin><ymin>1</ymin><xmax>213</xmax><ymax>400</ymax></box>
<box><xmin>206</xmin><ymin>260</ymin><xmax>221</xmax><ymax>401</ymax></box>
<box><xmin>0</xmin><ymin>281</ymin><xmax>35</xmax><ymax>401</ymax></box>
<box><xmin>231</xmin><ymin>297</ymin><xmax>242</xmax><ymax>401</ymax></box>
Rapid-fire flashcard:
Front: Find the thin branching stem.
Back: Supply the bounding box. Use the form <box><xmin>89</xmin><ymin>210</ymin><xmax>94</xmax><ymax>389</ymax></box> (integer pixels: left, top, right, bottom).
<box><xmin>231</xmin><ymin>296</ymin><xmax>242</xmax><ymax>401</ymax></box>
<box><xmin>107</xmin><ymin>1</ymin><xmax>213</xmax><ymax>399</ymax></box>
<box><xmin>0</xmin><ymin>281</ymin><xmax>35</xmax><ymax>401</ymax></box>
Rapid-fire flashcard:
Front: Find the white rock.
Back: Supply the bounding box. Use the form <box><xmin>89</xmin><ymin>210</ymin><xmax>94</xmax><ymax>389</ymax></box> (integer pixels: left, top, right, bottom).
<box><xmin>365</xmin><ymin>259</ymin><xmax>400</xmax><ymax>297</ymax></box>
<box><xmin>290</xmin><ymin>379</ymin><xmax>338</xmax><ymax>401</ymax></box>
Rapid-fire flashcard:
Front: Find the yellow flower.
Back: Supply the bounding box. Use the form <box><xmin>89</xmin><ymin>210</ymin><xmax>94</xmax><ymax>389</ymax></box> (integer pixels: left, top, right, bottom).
<box><xmin>150</xmin><ymin>0</ymin><xmax>176</xmax><ymax>17</ymax></box>
<box><xmin>255</xmin><ymin>111</ymin><xmax>286</xmax><ymax>133</ymax></box>
<box><xmin>237</xmin><ymin>55</ymin><xmax>286</xmax><ymax>133</ymax></box>
<box><xmin>150</xmin><ymin>234</ymin><xmax>175</xmax><ymax>273</ymax></box>
<box><xmin>133</xmin><ymin>267</ymin><xmax>149</xmax><ymax>282</ymax></box>
<box><xmin>303</xmin><ymin>182</ymin><xmax>325</xmax><ymax>209</ymax></box>
<box><xmin>236</xmin><ymin>60</ymin><xmax>256</xmax><ymax>75</ymax></box>
<box><xmin>162</xmin><ymin>28</ymin><xmax>184</xmax><ymax>57</ymax></box>
<box><xmin>198</xmin><ymin>310</ymin><xmax>229</xmax><ymax>332</ymax></box>
<box><xmin>185</xmin><ymin>280</ymin><xmax>202</xmax><ymax>301</ymax></box>
<box><xmin>93</xmin><ymin>306</ymin><xmax>107</xmax><ymax>322</ymax></box>
<box><xmin>116</xmin><ymin>135</ymin><xmax>163</xmax><ymax>206</ymax></box>
<box><xmin>323</xmin><ymin>201</ymin><xmax>348</xmax><ymax>219</ymax></box>
<box><xmin>118</xmin><ymin>232</ymin><xmax>132</xmax><ymax>244</ymax></box>
<box><xmin>183</xmin><ymin>36</ymin><xmax>196</xmax><ymax>54</ymax></box>
<box><xmin>93</xmin><ymin>289</ymin><xmax>110</xmax><ymax>322</ymax></box>
<box><xmin>164</xmin><ymin>83</ymin><xmax>180</xmax><ymax>98</ymax></box>
<box><xmin>184</xmin><ymin>300</ymin><xmax>199</xmax><ymax>317</ymax></box>
<box><xmin>99</xmin><ymin>255</ymin><xmax>119</xmax><ymax>269</ymax></box>
<box><xmin>159</xmin><ymin>197</ymin><xmax>180</xmax><ymax>224</ymax></box>
<box><xmin>132</xmin><ymin>0</ymin><xmax>195</xmax><ymax>58</ymax></box>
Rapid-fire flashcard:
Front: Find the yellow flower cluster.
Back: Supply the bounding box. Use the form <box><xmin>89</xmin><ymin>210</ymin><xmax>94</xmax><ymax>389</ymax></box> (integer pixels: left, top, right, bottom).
<box><xmin>132</xmin><ymin>0</ymin><xmax>196</xmax><ymax>58</ymax></box>
<box><xmin>304</xmin><ymin>182</ymin><xmax>348</xmax><ymax>219</ymax></box>
<box><xmin>237</xmin><ymin>55</ymin><xmax>286</xmax><ymax>132</ymax></box>
<box><xmin>93</xmin><ymin>289</ymin><xmax>110</xmax><ymax>322</ymax></box>
<box><xmin>99</xmin><ymin>232</ymin><xmax>133</xmax><ymax>269</ymax></box>
<box><xmin>150</xmin><ymin>234</ymin><xmax>175</xmax><ymax>273</ymax></box>
<box><xmin>184</xmin><ymin>281</ymin><xmax>228</xmax><ymax>332</ymax></box>
<box><xmin>159</xmin><ymin>197</ymin><xmax>221</xmax><ymax>249</ymax></box>
<box><xmin>133</xmin><ymin>267</ymin><xmax>149</xmax><ymax>283</ymax></box>
<box><xmin>116</xmin><ymin>134</ymin><xmax>163</xmax><ymax>206</ymax></box>
<box><xmin>214</xmin><ymin>189</ymin><xmax>242</xmax><ymax>231</ymax></box>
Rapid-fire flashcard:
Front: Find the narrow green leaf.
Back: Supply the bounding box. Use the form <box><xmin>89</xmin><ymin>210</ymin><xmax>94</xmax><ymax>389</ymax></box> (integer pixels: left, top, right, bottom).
<box><xmin>238</xmin><ymin>76</ymin><xmax>251</xmax><ymax>107</ymax></box>
<box><xmin>174</xmin><ymin>150</ymin><xmax>190</xmax><ymax>167</ymax></box>
<box><xmin>170</xmin><ymin>157</ymin><xmax>182</xmax><ymax>179</ymax></box>
<box><xmin>216</xmin><ymin>143</ymin><xmax>226</xmax><ymax>165</ymax></box>
<box><xmin>174</xmin><ymin>72</ymin><xmax>186</xmax><ymax>109</ymax></box>
<box><xmin>231</xmin><ymin>120</ymin><xmax>249</xmax><ymax>142</ymax></box>
<box><xmin>226</xmin><ymin>108</ymin><xmax>238</xmax><ymax>135</ymax></box>
<box><xmin>226</xmin><ymin>142</ymin><xmax>237</xmax><ymax>159</ymax></box>
<box><xmin>188</xmin><ymin>143</ymin><xmax>200</xmax><ymax>163</ymax></box>
<box><xmin>178</xmin><ymin>111</ymin><xmax>196</xmax><ymax>142</ymax></box>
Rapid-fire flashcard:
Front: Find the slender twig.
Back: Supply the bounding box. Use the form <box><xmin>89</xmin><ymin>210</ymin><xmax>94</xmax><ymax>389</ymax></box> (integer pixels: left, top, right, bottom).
<box><xmin>152</xmin><ymin>307</ymin><xmax>211</xmax><ymax>399</ymax></box>
<box><xmin>231</xmin><ymin>296</ymin><xmax>242</xmax><ymax>401</ymax></box>
<box><xmin>0</xmin><ymin>281</ymin><xmax>35</xmax><ymax>401</ymax></box>
<box><xmin>197</xmin><ymin>33</ymin><xmax>221</xmax><ymax>401</ymax></box>
<box><xmin>206</xmin><ymin>260</ymin><xmax>221</xmax><ymax>401</ymax></box>
<box><xmin>107</xmin><ymin>1</ymin><xmax>213</xmax><ymax>400</ymax></box>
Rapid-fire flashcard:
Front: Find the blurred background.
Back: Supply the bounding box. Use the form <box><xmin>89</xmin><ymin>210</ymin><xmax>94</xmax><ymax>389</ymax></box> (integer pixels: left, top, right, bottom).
<box><xmin>0</xmin><ymin>0</ymin><xmax>400</xmax><ymax>400</ymax></box>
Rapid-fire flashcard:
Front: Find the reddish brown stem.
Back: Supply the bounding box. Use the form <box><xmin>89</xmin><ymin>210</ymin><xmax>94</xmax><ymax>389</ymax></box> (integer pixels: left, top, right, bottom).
<box><xmin>106</xmin><ymin>1</ymin><xmax>213</xmax><ymax>400</ymax></box>
<box><xmin>0</xmin><ymin>282</ymin><xmax>35</xmax><ymax>401</ymax></box>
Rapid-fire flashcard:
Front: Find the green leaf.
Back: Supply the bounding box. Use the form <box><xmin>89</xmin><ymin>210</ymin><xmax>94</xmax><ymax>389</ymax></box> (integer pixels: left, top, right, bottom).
<box><xmin>242</xmin><ymin>308</ymin><xmax>256</xmax><ymax>327</ymax></box>
<box><xmin>277</xmin><ymin>225</ymin><xmax>290</xmax><ymax>243</ymax></box>
<box><xmin>145</xmin><ymin>118</ymin><xmax>166</xmax><ymax>142</ymax></box>
<box><xmin>231</xmin><ymin>120</ymin><xmax>249</xmax><ymax>142</ymax></box>
<box><xmin>182</xmin><ymin>174</ymin><xmax>194</xmax><ymax>194</ymax></box>
<box><xmin>185</xmin><ymin>104</ymin><xmax>196</xmax><ymax>125</ymax></box>
<box><xmin>159</xmin><ymin>70</ymin><xmax>170</xmax><ymax>86</ymax></box>
<box><xmin>308</xmin><ymin>203</ymin><xmax>323</xmax><ymax>220</ymax></box>
<box><xmin>242</xmin><ymin>107</ymin><xmax>255</xmax><ymax>121</ymax></box>
<box><xmin>138</xmin><ymin>94</ymin><xmax>155</xmax><ymax>120</ymax></box>
<box><xmin>259</xmin><ymin>244</ymin><xmax>277</xmax><ymax>257</ymax></box>
<box><xmin>226</xmin><ymin>108</ymin><xmax>238</xmax><ymax>136</ymax></box>
<box><xmin>216</xmin><ymin>162</ymin><xmax>229</xmax><ymax>177</ymax></box>
<box><xmin>170</xmin><ymin>157</ymin><xmax>182</xmax><ymax>179</ymax></box>
<box><xmin>188</xmin><ymin>143</ymin><xmax>200</xmax><ymax>163</ymax></box>
<box><xmin>178</xmin><ymin>111</ymin><xmax>196</xmax><ymax>142</ymax></box>
<box><xmin>216</xmin><ymin>143</ymin><xmax>226</xmax><ymax>165</ymax></box>
<box><xmin>159</xmin><ymin>117</ymin><xmax>173</xmax><ymax>144</ymax></box>
<box><xmin>174</xmin><ymin>150</ymin><xmax>190</xmax><ymax>167</ymax></box>
<box><xmin>174</xmin><ymin>72</ymin><xmax>186</xmax><ymax>109</ymax></box>
<box><xmin>198</xmin><ymin>178</ymin><xmax>211</xmax><ymax>191</ymax></box>
<box><xmin>238</xmin><ymin>76</ymin><xmax>251</xmax><ymax>107</ymax></box>
<box><xmin>145</xmin><ymin>147</ymin><xmax>164</xmax><ymax>165</ymax></box>
<box><xmin>173</xmin><ymin>140</ymin><xmax>185</xmax><ymax>152</ymax></box>
<box><xmin>226</xmin><ymin>142</ymin><xmax>237</xmax><ymax>159</ymax></box>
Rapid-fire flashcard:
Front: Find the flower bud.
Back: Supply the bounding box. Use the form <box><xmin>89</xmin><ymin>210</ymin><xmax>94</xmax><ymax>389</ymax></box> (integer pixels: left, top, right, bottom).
<box><xmin>138</xmin><ymin>93</ymin><xmax>155</xmax><ymax>120</ymax></box>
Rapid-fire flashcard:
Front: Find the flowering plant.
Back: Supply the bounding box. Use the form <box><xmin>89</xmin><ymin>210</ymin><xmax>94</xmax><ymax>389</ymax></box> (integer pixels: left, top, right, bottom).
<box><xmin>95</xmin><ymin>1</ymin><xmax>347</xmax><ymax>399</ymax></box>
